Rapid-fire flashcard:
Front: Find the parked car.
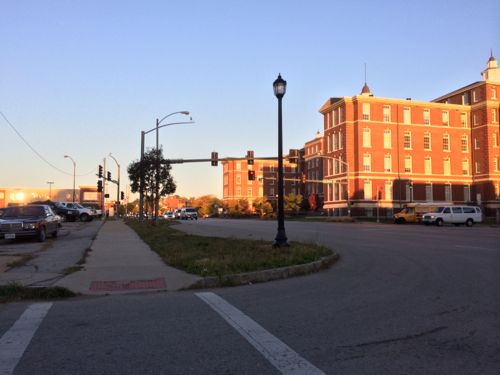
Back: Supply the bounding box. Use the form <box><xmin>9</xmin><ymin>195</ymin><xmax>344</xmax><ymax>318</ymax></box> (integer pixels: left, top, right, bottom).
<box><xmin>31</xmin><ymin>200</ymin><xmax>79</xmax><ymax>222</ymax></box>
<box><xmin>180</xmin><ymin>207</ymin><xmax>198</xmax><ymax>220</ymax></box>
<box><xmin>394</xmin><ymin>203</ymin><xmax>452</xmax><ymax>224</ymax></box>
<box><xmin>422</xmin><ymin>206</ymin><xmax>482</xmax><ymax>227</ymax></box>
<box><xmin>85</xmin><ymin>203</ymin><xmax>103</xmax><ymax>218</ymax></box>
<box><xmin>0</xmin><ymin>204</ymin><xmax>60</xmax><ymax>242</ymax></box>
<box><xmin>163</xmin><ymin>211</ymin><xmax>175</xmax><ymax>219</ymax></box>
<box><xmin>174</xmin><ymin>209</ymin><xmax>182</xmax><ymax>219</ymax></box>
<box><xmin>58</xmin><ymin>202</ymin><xmax>94</xmax><ymax>222</ymax></box>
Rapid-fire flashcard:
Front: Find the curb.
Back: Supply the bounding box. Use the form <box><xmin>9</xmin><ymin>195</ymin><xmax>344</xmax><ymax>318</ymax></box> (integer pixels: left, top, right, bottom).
<box><xmin>187</xmin><ymin>252</ymin><xmax>340</xmax><ymax>289</ymax></box>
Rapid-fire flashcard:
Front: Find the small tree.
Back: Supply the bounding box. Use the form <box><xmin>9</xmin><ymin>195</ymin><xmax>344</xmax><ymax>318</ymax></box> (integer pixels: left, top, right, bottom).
<box><xmin>252</xmin><ymin>197</ymin><xmax>274</xmax><ymax>217</ymax></box>
<box><xmin>284</xmin><ymin>193</ymin><xmax>303</xmax><ymax>215</ymax></box>
<box><xmin>127</xmin><ymin>148</ymin><xmax>176</xmax><ymax>219</ymax></box>
<box><xmin>192</xmin><ymin>195</ymin><xmax>224</xmax><ymax>217</ymax></box>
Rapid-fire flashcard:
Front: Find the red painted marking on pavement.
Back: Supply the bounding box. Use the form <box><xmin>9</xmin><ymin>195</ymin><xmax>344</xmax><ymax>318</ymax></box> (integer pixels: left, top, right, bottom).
<box><xmin>89</xmin><ymin>278</ymin><xmax>166</xmax><ymax>291</ymax></box>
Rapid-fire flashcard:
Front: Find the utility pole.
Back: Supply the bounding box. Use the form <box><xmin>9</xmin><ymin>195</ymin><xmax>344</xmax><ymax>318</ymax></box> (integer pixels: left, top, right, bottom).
<box><xmin>101</xmin><ymin>157</ymin><xmax>106</xmax><ymax>220</ymax></box>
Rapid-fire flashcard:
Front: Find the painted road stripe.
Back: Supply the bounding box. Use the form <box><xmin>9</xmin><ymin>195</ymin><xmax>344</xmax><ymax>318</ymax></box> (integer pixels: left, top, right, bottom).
<box><xmin>0</xmin><ymin>303</ymin><xmax>53</xmax><ymax>375</ymax></box>
<box><xmin>196</xmin><ymin>292</ymin><xmax>325</xmax><ymax>375</ymax></box>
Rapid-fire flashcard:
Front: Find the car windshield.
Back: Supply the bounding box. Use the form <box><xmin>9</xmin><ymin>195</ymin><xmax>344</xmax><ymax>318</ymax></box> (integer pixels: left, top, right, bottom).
<box><xmin>3</xmin><ymin>206</ymin><xmax>45</xmax><ymax>217</ymax></box>
<box><xmin>186</xmin><ymin>209</ymin><xmax>196</xmax><ymax>213</ymax></box>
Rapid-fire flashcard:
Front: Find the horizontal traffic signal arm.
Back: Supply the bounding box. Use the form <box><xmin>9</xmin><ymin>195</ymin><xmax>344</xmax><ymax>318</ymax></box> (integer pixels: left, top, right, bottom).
<box><xmin>163</xmin><ymin>156</ymin><xmax>279</xmax><ymax>165</ymax></box>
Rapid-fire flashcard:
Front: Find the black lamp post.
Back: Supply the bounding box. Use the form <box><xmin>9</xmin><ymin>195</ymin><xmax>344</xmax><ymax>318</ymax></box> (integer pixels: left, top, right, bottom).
<box><xmin>273</xmin><ymin>74</ymin><xmax>289</xmax><ymax>247</ymax></box>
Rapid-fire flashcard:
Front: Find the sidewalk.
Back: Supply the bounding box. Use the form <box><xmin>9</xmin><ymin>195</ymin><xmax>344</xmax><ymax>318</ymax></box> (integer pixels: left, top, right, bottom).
<box><xmin>56</xmin><ymin>220</ymin><xmax>202</xmax><ymax>295</ymax></box>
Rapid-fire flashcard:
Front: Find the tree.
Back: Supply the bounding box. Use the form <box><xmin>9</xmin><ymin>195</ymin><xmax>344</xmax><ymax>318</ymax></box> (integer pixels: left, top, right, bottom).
<box><xmin>127</xmin><ymin>148</ymin><xmax>176</xmax><ymax>218</ymax></box>
<box><xmin>252</xmin><ymin>197</ymin><xmax>273</xmax><ymax>217</ymax></box>
<box><xmin>284</xmin><ymin>193</ymin><xmax>303</xmax><ymax>215</ymax></box>
<box><xmin>192</xmin><ymin>195</ymin><xmax>224</xmax><ymax>217</ymax></box>
<box><xmin>227</xmin><ymin>199</ymin><xmax>250</xmax><ymax>217</ymax></box>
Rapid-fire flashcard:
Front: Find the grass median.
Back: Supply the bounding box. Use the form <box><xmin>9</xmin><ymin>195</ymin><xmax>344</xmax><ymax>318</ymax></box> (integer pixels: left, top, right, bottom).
<box><xmin>126</xmin><ymin>220</ymin><xmax>332</xmax><ymax>278</ymax></box>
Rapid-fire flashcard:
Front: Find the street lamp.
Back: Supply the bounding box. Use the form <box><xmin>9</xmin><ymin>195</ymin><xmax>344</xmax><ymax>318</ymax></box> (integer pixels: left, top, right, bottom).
<box><xmin>64</xmin><ymin>155</ymin><xmax>76</xmax><ymax>202</ymax></box>
<box><xmin>139</xmin><ymin>112</ymin><xmax>193</xmax><ymax>222</ymax></box>
<box><xmin>109</xmin><ymin>153</ymin><xmax>120</xmax><ymax>215</ymax></box>
<box><xmin>273</xmin><ymin>74</ymin><xmax>288</xmax><ymax>247</ymax></box>
<box><xmin>46</xmin><ymin>181</ymin><xmax>54</xmax><ymax>201</ymax></box>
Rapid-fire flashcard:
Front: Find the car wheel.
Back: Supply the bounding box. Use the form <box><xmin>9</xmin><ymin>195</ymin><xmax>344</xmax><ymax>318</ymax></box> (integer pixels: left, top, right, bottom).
<box><xmin>395</xmin><ymin>218</ymin><xmax>406</xmax><ymax>224</ymax></box>
<box><xmin>80</xmin><ymin>213</ymin><xmax>89</xmax><ymax>222</ymax></box>
<box><xmin>465</xmin><ymin>218</ymin><xmax>473</xmax><ymax>227</ymax></box>
<box><xmin>436</xmin><ymin>219</ymin><xmax>444</xmax><ymax>227</ymax></box>
<box><xmin>38</xmin><ymin>227</ymin><xmax>46</xmax><ymax>242</ymax></box>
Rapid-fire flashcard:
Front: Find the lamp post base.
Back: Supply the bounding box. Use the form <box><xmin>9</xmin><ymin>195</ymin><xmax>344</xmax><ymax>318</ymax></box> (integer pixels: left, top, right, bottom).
<box><xmin>273</xmin><ymin>229</ymin><xmax>289</xmax><ymax>248</ymax></box>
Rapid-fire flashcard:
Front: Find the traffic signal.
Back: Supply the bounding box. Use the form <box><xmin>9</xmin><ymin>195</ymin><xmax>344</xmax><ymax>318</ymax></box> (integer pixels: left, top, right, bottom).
<box><xmin>211</xmin><ymin>151</ymin><xmax>218</xmax><ymax>166</ymax></box>
<box><xmin>288</xmin><ymin>149</ymin><xmax>299</xmax><ymax>164</ymax></box>
<box><xmin>98</xmin><ymin>165</ymin><xmax>103</xmax><ymax>178</ymax></box>
<box><xmin>104</xmin><ymin>194</ymin><xmax>110</xmax><ymax>198</ymax></box>
<box><xmin>107</xmin><ymin>171</ymin><xmax>111</xmax><ymax>181</ymax></box>
<box><xmin>97</xmin><ymin>180</ymin><xmax>103</xmax><ymax>192</ymax></box>
<box><xmin>248</xmin><ymin>170</ymin><xmax>256</xmax><ymax>181</ymax></box>
<box><xmin>247</xmin><ymin>150</ymin><xmax>254</xmax><ymax>165</ymax></box>
<box><xmin>120</xmin><ymin>191</ymin><xmax>125</xmax><ymax>200</ymax></box>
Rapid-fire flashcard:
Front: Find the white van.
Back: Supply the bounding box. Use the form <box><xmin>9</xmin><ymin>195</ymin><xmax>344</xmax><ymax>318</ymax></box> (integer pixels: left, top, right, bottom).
<box><xmin>422</xmin><ymin>206</ymin><xmax>482</xmax><ymax>227</ymax></box>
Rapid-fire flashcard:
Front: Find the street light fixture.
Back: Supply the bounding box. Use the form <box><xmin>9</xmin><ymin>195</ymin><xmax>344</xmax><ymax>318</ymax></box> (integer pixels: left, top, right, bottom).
<box><xmin>64</xmin><ymin>155</ymin><xmax>76</xmax><ymax>202</ymax></box>
<box><xmin>273</xmin><ymin>74</ymin><xmax>288</xmax><ymax>247</ymax></box>
<box><xmin>138</xmin><ymin>112</ymin><xmax>194</xmax><ymax>221</ymax></box>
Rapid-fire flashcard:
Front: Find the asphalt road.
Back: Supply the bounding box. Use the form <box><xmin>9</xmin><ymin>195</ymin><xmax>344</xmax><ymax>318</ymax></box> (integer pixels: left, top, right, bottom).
<box><xmin>0</xmin><ymin>219</ymin><xmax>498</xmax><ymax>374</ymax></box>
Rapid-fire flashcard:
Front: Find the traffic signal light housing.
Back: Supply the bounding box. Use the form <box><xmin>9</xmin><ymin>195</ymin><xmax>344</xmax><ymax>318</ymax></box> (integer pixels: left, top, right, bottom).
<box><xmin>97</xmin><ymin>180</ymin><xmax>103</xmax><ymax>192</ymax></box>
<box><xmin>107</xmin><ymin>171</ymin><xmax>111</xmax><ymax>181</ymax></box>
<box><xmin>248</xmin><ymin>170</ymin><xmax>256</xmax><ymax>181</ymax></box>
<box><xmin>98</xmin><ymin>165</ymin><xmax>103</xmax><ymax>178</ymax></box>
<box><xmin>120</xmin><ymin>191</ymin><xmax>125</xmax><ymax>200</ymax></box>
<box><xmin>211</xmin><ymin>151</ymin><xmax>218</xmax><ymax>166</ymax></box>
<box><xmin>247</xmin><ymin>150</ymin><xmax>254</xmax><ymax>165</ymax></box>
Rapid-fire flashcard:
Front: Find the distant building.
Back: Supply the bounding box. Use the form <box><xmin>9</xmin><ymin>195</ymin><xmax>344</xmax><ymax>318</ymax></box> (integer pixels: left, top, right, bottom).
<box><xmin>303</xmin><ymin>131</ymin><xmax>324</xmax><ymax>207</ymax></box>
<box><xmin>319</xmin><ymin>53</ymin><xmax>500</xmax><ymax>217</ymax></box>
<box><xmin>0</xmin><ymin>186</ymin><xmax>102</xmax><ymax>208</ymax></box>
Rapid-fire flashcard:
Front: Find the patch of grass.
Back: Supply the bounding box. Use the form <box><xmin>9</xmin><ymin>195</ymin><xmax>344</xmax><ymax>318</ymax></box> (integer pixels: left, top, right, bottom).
<box><xmin>126</xmin><ymin>219</ymin><xmax>332</xmax><ymax>278</ymax></box>
<box><xmin>0</xmin><ymin>283</ymin><xmax>76</xmax><ymax>303</ymax></box>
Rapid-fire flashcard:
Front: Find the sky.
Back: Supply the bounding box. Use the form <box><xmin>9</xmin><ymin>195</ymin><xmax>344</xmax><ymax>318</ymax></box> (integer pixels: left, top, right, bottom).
<box><xmin>1</xmin><ymin>0</ymin><xmax>499</xmax><ymax>199</ymax></box>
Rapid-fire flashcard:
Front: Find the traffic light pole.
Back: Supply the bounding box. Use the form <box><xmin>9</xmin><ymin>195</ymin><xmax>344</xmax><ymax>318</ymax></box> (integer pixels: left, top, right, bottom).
<box><xmin>101</xmin><ymin>158</ymin><xmax>106</xmax><ymax>220</ymax></box>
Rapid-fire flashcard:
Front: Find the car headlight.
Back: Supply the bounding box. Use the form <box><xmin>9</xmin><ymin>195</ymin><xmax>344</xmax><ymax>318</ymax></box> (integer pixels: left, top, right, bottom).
<box><xmin>23</xmin><ymin>223</ymin><xmax>37</xmax><ymax>230</ymax></box>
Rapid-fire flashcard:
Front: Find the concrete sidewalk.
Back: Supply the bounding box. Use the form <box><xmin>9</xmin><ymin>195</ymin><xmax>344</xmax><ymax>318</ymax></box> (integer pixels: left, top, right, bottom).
<box><xmin>56</xmin><ymin>220</ymin><xmax>202</xmax><ymax>295</ymax></box>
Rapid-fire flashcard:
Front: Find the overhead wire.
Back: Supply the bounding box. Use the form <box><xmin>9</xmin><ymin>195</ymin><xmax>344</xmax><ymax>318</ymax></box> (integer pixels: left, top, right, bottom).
<box><xmin>0</xmin><ymin>110</ymin><xmax>96</xmax><ymax>176</ymax></box>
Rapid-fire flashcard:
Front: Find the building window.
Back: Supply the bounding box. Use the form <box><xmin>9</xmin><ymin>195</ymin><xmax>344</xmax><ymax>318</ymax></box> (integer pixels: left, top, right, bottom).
<box><xmin>443</xmin><ymin>134</ymin><xmax>450</xmax><ymax>152</ymax></box>
<box><xmin>473</xmin><ymin>114</ymin><xmax>478</xmax><ymax>125</ymax></box>
<box><xmin>236</xmin><ymin>175</ymin><xmax>241</xmax><ymax>184</ymax></box>
<box><xmin>444</xmin><ymin>158</ymin><xmax>451</xmax><ymax>175</ymax></box>
<box><xmin>334</xmin><ymin>132</ymin><xmax>339</xmax><ymax>150</ymax></box>
<box><xmin>385</xmin><ymin>181</ymin><xmax>392</xmax><ymax>201</ymax></box>
<box><xmin>475</xmin><ymin>161</ymin><xmax>480</xmax><ymax>173</ymax></box>
<box><xmin>363</xmin><ymin>154</ymin><xmax>371</xmax><ymax>172</ymax></box>
<box><xmin>445</xmin><ymin>184</ymin><xmax>452</xmax><ymax>201</ymax></box>
<box><xmin>362</xmin><ymin>103</ymin><xmax>370</xmax><ymax>120</ymax></box>
<box><xmin>495</xmin><ymin>184</ymin><xmax>500</xmax><ymax>198</ymax></box>
<box><xmin>384</xmin><ymin>154</ymin><xmax>392</xmax><ymax>172</ymax></box>
<box><xmin>425</xmin><ymin>184</ymin><xmax>433</xmax><ymax>201</ymax></box>
<box><xmin>363</xmin><ymin>128</ymin><xmax>371</xmax><ymax>147</ymax></box>
<box><xmin>404</xmin><ymin>131</ymin><xmax>412</xmax><ymax>149</ymax></box>
<box><xmin>494</xmin><ymin>133</ymin><xmax>499</xmax><ymax>147</ymax></box>
<box><xmin>494</xmin><ymin>156</ymin><xmax>499</xmax><ymax>172</ymax></box>
<box><xmin>424</xmin><ymin>157</ymin><xmax>432</xmax><ymax>175</ymax></box>
<box><xmin>423</xmin><ymin>109</ymin><xmax>430</xmax><ymax>125</ymax></box>
<box><xmin>236</xmin><ymin>162</ymin><xmax>241</xmax><ymax>170</ymax></box>
<box><xmin>339</xmin><ymin>131</ymin><xmax>343</xmax><ymax>149</ymax></box>
<box><xmin>258</xmin><ymin>187</ymin><xmax>263</xmax><ymax>196</ymax></box>
<box><xmin>492</xmin><ymin>88</ymin><xmax>497</xmax><ymax>100</ymax></box>
<box><xmin>473</xmin><ymin>90</ymin><xmax>477</xmax><ymax>102</ymax></box>
<box><xmin>236</xmin><ymin>187</ymin><xmax>241</xmax><ymax>196</ymax></box>
<box><xmin>462</xmin><ymin>159</ymin><xmax>469</xmax><ymax>175</ymax></box>
<box><xmin>461</xmin><ymin>135</ymin><xmax>469</xmax><ymax>152</ymax></box>
<box><xmin>493</xmin><ymin>109</ymin><xmax>498</xmax><ymax>123</ymax></box>
<box><xmin>384</xmin><ymin>129</ymin><xmax>391</xmax><ymax>149</ymax></box>
<box><xmin>442</xmin><ymin>111</ymin><xmax>449</xmax><ymax>126</ymax></box>
<box><xmin>403</xmin><ymin>107</ymin><xmax>411</xmax><ymax>124</ymax></box>
<box><xmin>364</xmin><ymin>180</ymin><xmax>372</xmax><ymax>200</ymax></box>
<box><xmin>339</xmin><ymin>107</ymin><xmax>343</xmax><ymax>123</ymax></box>
<box><xmin>383</xmin><ymin>105</ymin><xmax>391</xmax><ymax>122</ymax></box>
<box><xmin>248</xmin><ymin>188</ymin><xmax>253</xmax><ymax>197</ymax></box>
<box><xmin>474</xmin><ymin>138</ymin><xmax>480</xmax><ymax>150</ymax></box>
<box><xmin>463</xmin><ymin>92</ymin><xmax>470</xmax><ymax>105</ymax></box>
<box><xmin>461</xmin><ymin>113</ymin><xmax>468</xmax><ymax>128</ymax></box>
<box><xmin>424</xmin><ymin>132</ymin><xmax>431</xmax><ymax>150</ymax></box>
<box><xmin>333</xmin><ymin>109</ymin><xmax>339</xmax><ymax>126</ymax></box>
<box><xmin>404</xmin><ymin>155</ymin><xmax>412</xmax><ymax>173</ymax></box>
<box><xmin>464</xmin><ymin>185</ymin><xmax>471</xmax><ymax>201</ymax></box>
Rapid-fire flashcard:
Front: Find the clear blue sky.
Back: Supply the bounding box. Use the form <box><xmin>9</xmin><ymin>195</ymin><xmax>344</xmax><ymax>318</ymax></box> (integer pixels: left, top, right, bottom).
<box><xmin>1</xmin><ymin>0</ymin><xmax>499</xmax><ymax>198</ymax></box>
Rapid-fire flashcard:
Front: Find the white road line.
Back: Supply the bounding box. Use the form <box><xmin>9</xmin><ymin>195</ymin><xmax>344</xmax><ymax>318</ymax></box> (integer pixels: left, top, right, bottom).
<box><xmin>454</xmin><ymin>245</ymin><xmax>497</xmax><ymax>251</ymax></box>
<box><xmin>0</xmin><ymin>303</ymin><xmax>53</xmax><ymax>375</ymax></box>
<box><xmin>196</xmin><ymin>292</ymin><xmax>325</xmax><ymax>375</ymax></box>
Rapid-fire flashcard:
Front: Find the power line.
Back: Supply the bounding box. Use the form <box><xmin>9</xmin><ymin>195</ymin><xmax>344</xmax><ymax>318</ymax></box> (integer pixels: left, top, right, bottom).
<box><xmin>0</xmin><ymin>110</ymin><xmax>95</xmax><ymax>177</ymax></box>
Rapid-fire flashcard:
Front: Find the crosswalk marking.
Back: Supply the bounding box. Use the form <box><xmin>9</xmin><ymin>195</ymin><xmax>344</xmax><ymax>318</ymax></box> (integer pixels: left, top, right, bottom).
<box><xmin>196</xmin><ymin>292</ymin><xmax>325</xmax><ymax>375</ymax></box>
<box><xmin>0</xmin><ymin>303</ymin><xmax>53</xmax><ymax>375</ymax></box>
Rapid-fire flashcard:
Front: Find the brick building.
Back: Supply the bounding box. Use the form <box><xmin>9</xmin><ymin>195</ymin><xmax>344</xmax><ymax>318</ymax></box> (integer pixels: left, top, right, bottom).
<box><xmin>303</xmin><ymin>131</ymin><xmax>324</xmax><ymax>205</ymax></box>
<box><xmin>319</xmin><ymin>54</ymin><xmax>500</xmax><ymax>217</ymax></box>
<box><xmin>222</xmin><ymin>159</ymin><xmax>301</xmax><ymax>209</ymax></box>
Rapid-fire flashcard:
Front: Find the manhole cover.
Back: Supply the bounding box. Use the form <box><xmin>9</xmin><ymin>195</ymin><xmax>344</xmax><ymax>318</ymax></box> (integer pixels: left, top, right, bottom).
<box><xmin>89</xmin><ymin>278</ymin><xmax>166</xmax><ymax>292</ymax></box>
